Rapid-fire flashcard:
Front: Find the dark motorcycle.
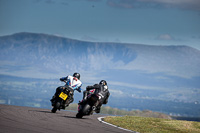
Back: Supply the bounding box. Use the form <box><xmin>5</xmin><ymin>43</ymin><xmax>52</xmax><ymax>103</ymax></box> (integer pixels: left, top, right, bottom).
<box><xmin>76</xmin><ymin>89</ymin><xmax>99</xmax><ymax>118</ymax></box>
<box><xmin>51</xmin><ymin>82</ymin><xmax>78</xmax><ymax>113</ymax></box>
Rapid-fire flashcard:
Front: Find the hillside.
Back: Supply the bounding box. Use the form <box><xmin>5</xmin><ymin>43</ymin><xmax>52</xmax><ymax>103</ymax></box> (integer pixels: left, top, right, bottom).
<box><xmin>0</xmin><ymin>32</ymin><xmax>200</xmax><ymax>117</ymax></box>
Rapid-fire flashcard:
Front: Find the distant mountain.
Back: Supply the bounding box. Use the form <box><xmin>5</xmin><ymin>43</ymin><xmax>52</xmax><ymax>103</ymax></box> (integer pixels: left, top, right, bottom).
<box><xmin>0</xmin><ymin>32</ymin><xmax>199</xmax><ymax>78</ymax></box>
<box><xmin>0</xmin><ymin>32</ymin><xmax>200</xmax><ymax>103</ymax></box>
<box><xmin>0</xmin><ymin>32</ymin><xmax>136</xmax><ymax>75</ymax></box>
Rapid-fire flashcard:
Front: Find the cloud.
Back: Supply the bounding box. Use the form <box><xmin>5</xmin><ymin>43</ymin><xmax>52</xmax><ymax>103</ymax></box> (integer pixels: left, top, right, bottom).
<box><xmin>106</xmin><ymin>0</ymin><xmax>200</xmax><ymax>11</ymax></box>
<box><xmin>107</xmin><ymin>0</ymin><xmax>135</xmax><ymax>9</ymax></box>
<box><xmin>87</xmin><ymin>0</ymin><xmax>102</xmax><ymax>1</ymax></box>
<box><xmin>33</xmin><ymin>0</ymin><xmax>55</xmax><ymax>4</ymax></box>
<box><xmin>45</xmin><ymin>0</ymin><xmax>55</xmax><ymax>4</ymax></box>
<box><xmin>33</xmin><ymin>0</ymin><xmax>200</xmax><ymax>10</ymax></box>
<box><xmin>140</xmin><ymin>0</ymin><xmax>200</xmax><ymax>10</ymax></box>
<box><xmin>60</xmin><ymin>1</ymin><xmax>68</xmax><ymax>6</ymax></box>
<box><xmin>109</xmin><ymin>81</ymin><xmax>167</xmax><ymax>91</ymax></box>
<box><xmin>191</xmin><ymin>35</ymin><xmax>200</xmax><ymax>39</ymax></box>
<box><xmin>156</xmin><ymin>34</ymin><xmax>174</xmax><ymax>41</ymax></box>
<box><xmin>109</xmin><ymin>89</ymin><xmax>124</xmax><ymax>95</ymax></box>
<box><xmin>155</xmin><ymin>34</ymin><xmax>184</xmax><ymax>42</ymax></box>
<box><xmin>32</xmin><ymin>0</ymin><xmax>68</xmax><ymax>6</ymax></box>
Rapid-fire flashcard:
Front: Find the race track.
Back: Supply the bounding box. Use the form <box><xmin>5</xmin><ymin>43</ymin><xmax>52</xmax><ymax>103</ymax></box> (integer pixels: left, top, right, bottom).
<box><xmin>0</xmin><ymin>104</ymin><xmax>134</xmax><ymax>133</ymax></box>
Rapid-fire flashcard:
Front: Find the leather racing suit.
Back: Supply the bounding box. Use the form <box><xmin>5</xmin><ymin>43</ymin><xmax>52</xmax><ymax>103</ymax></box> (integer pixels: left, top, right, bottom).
<box><xmin>81</xmin><ymin>84</ymin><xmax>110</xmax><ymax>113</ymax></box>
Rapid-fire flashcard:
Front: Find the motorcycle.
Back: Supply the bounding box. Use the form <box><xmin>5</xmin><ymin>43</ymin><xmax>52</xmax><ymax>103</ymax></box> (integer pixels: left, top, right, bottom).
<box><xmin>51</xmin><ymin>81</ymin><xmax>78</xmax><ymax>113</ymax></box>
<box><xmin>76</xmin><ymin>89</ymin><xmax>99</xmax><ymax>118</ymax></box>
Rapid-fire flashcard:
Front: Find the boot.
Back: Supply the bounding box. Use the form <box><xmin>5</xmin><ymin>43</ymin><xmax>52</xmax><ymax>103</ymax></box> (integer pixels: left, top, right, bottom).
<box><xmin>78</xmin><ymin>99</ymin><xmax>86</xmax><ymax>105</ymax></box>
<box><xmin>50</xmin><ymin>95</ymin><xmax>56</xmax><ymax>102</ymax></box>
<box><xmin>50</xmin><ymin>89</ymin><xmax>60</xmax><ymax>102</ymax></box>
<box><xmin>95</xmin><ymin>106</ymin><xmax>101</xmax><ymax>113</ymax></box>
<box><xmin>65</xmin><ymin>97</ymin><xmax>74</xmax><ymax>107</ymax></box>
<box><xmin>92</xmin><ymin>106</ymin><xmax>96</xmax><ymax>111</ymax></box>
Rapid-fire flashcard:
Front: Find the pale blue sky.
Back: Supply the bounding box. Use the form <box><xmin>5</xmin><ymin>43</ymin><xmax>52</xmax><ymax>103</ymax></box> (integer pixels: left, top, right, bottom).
<box><xmin>0</xmin><ymin>0</ymin><xmax>200</xmax><ymax>50</ymax></box>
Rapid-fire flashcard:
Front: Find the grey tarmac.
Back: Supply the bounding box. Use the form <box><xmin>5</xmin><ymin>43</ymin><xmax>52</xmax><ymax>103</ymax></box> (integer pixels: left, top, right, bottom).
<box><xmin>0</xmin><ymin>104</ymin><xmax>134</xmax><ymax>133</ymax></box>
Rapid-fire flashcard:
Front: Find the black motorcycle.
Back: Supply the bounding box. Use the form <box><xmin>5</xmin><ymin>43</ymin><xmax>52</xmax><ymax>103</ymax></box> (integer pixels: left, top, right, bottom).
<box><xmin>76</xmin><ymin>89</ymin><xmax>99</xmax><ymax>118</ymax></box>
<box><xmin>51</xmin><ymin>84</ymin><xmax>78</xmax><ymax>113</ymax></box>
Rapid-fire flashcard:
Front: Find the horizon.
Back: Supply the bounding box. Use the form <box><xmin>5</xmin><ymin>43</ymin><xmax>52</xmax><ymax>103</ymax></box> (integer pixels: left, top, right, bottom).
<box><xmin>0</xmin><ymin>0</ymin><xmax>200</xmax><ymax>50</ymax></box>
<box><xmin>1</xmin><ymin>32</ymin><xmax>199</xmax><ymax>51</ymax></box>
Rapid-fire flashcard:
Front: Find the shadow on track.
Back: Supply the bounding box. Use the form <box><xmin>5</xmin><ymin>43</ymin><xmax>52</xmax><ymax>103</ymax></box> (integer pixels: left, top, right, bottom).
<box><xmin>28</xmin><ymin>109</ymin><xmax>88</xmax><ymax>119</ymax></box>
<box><xmin>28</xmin><ymin>110</ymin><xmax>53</xmax><ymax>114</ymax></box>
<box><xmin>63</xmin><ymin>115</ymin><xmax>88</xmax><ymax>119</ymax></box>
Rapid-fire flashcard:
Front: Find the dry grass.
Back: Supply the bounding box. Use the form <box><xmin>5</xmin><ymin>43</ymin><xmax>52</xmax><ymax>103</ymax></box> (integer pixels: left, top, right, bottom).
<box><xmin>104</xmin><ymin>116</ymin><xmax>200</xmax><ymax>133</ymax></box>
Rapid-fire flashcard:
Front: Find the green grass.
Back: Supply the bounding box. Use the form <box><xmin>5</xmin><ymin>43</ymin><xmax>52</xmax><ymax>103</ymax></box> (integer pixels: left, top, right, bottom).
<box><xmin>104</xmin><ymin>116</ymin><xmax>200</xmax><ymax>133</ymax></box>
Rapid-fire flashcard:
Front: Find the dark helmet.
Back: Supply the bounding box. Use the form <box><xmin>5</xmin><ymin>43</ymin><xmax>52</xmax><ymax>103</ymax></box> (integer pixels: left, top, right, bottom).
<box><xmin>99</xmin><ymin>80</ymin><xmax>107</xmax><ymax>86</ymax></box>
<box><xmin>73</xmin><ymin>72</ymin><xmax>80</xmax><ymax>80</ymax></box>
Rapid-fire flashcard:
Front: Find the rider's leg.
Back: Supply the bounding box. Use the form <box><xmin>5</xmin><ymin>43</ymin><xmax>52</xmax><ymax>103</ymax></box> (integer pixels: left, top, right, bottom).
<box><xmin>95</xmin><ymin>101</ymin><xmax>102</xmax><ymax>113</ymax></box>
<box><xmin>78</xmin><ymin>90</ymin><xmax>88</xmax><ymax>105</ymax></box>
<box><xmin>50</xmin><ymin>86</ymin><xmax>62</xmax><ymax>101</ymax></box>
<box><xmin>65</xmin><ymin>95</ymin><xmax>74</xmax><ymax>107</ymax></box>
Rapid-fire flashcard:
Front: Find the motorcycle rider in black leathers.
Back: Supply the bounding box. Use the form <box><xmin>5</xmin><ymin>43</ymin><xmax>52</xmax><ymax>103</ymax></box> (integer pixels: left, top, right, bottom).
<box><xmin>79</xmin><ymin>80</ymin><xmax>110</xmax><ymax>113</ymax></box>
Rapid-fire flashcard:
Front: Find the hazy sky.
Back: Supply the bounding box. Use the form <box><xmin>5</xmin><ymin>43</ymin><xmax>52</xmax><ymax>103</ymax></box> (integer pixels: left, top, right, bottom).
<box><xmin>0</xmin><ymin>0</ymin><xmax>200</xmax><ymax>50</ymax></box>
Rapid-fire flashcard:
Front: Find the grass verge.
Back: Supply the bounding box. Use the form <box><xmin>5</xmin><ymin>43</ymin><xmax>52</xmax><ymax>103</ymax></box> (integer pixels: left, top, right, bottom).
<box><xmin>104</xmin><ymin>116</ymin><xmax>200</xmax><ymax>133</ymax></box>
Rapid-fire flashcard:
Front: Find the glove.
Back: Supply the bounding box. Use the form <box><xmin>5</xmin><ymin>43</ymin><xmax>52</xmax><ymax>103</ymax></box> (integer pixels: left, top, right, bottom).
<box><xmin>77</xmin><ymin>88</ymin><xmax>81</xmax><ymax>93</ymax></box>
<box><xmin>60</xmin><ymin>77</ymin><xmax>67</xmax><ymax>81</ymax></box>
<box><xmin>86</xmin><ymin>86</ymin><xmax>90</xmax><ymax>91</ymax></box>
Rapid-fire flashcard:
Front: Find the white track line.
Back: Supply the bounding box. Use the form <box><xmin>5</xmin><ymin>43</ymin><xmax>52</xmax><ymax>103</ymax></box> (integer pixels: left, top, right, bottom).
<box><xmin>97</xmin><ymin>117</ymin><xmax>139</xmax><ymax>133</ymax></box>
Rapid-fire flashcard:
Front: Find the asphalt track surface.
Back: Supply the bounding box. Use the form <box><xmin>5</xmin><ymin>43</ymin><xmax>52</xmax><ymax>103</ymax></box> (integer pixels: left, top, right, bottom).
<box><xmin>0</xmin><ymin>104</ymin><xmax>134</xmax><ymax>133</ymax></box>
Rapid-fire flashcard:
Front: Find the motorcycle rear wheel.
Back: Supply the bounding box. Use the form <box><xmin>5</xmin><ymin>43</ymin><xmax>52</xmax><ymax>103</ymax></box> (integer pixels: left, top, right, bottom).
<box><xmin>76</xmin><ymin>112</ymin><xmax>83</xmax><ymax>118</ymax></box>
<box><xmin>51</xmin><ymin>107</ymin><xmax>57</xmax><ymax>113</ymax></box>
<box><xmin>51</xmin><ymin>102</ymin><xmax>60</xmax><ymax>113</ymax></box>
<box><xmin>82</xmin><ymin>104</ymin><xmax>91</xmax><ymax>115</ymax></box>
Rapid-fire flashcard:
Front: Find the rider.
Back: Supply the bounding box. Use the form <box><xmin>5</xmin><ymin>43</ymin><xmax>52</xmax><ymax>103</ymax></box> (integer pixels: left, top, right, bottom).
<box><xmin>79</xmin><ymin>80</ymin><xmax>110</xmax><ymax>113</ymax></box>
<box><xmin>51</xmin><ymin>72</ymin><xmax>82</xmax><ymax>108</ymax></box>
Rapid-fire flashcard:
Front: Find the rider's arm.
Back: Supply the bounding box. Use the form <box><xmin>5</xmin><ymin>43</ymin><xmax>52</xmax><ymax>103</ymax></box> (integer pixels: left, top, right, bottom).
<box><xmin>86</xmin><ymin>84</ymin><xmax>99</xmax><ymax>91</ymax></box>
<box><xmin>103</xmin><ymin>91</ymin><xmax>110</xmax><ymax>104</ymax></box>
<box><xmin>77</xmin><ymin>86</ymin><xmax>82</xmax><ymax>93</ymax></box>
<box><xmin>75</xmin><ymin>81</ymin><xmax>82</xmax><ymax>93</ymax></box>
<box><xmin>60</xmin><ymin>76</ymin><xmax>68</xmax><ymax>81</ymax></box>
<box><xmin>86</xmin><ymin>85</ymin><xmax>95</xmax><ymax>91</ymax></box>
<box><xmin>108</xmin><ymin>91</ymin><xmax>110</xmax><ymax>97</ymax></box>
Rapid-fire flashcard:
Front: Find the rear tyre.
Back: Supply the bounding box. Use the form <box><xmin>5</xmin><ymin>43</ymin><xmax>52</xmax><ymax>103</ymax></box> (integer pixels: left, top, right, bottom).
<box><xmin>56</xmin><ymin>102</ymin><xmax>61</xmax><ymax>108</ymax></box>
<box><xmin>51</xmin><ymin>102</ymin><xmax>60</xmax><ymax>113</ymax></box>
<box><xmin>76</xmin><ymin>113</ymin><xmax>83</xmax><ymax>118</ymax></box>
<box><xmin>51</xmin><ymin>107</ymin><xmax>57</xmax><ymax>113</ymax></box>
<box><xmin>82</xmin><ymin>104</ymin><xmax>91</xmax><ymax>115</ymax></box>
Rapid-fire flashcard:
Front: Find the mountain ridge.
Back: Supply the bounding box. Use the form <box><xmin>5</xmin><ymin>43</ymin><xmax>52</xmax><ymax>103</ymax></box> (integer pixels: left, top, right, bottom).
<box><xmin>0</xmin><ymin>32</ymin><xmax>200</xmax><ymax>79</ymax></box>
<box><xmin>1</xmin><ymin>32</ymin><xmax>197</xmax><ymax>49</ymax></box>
